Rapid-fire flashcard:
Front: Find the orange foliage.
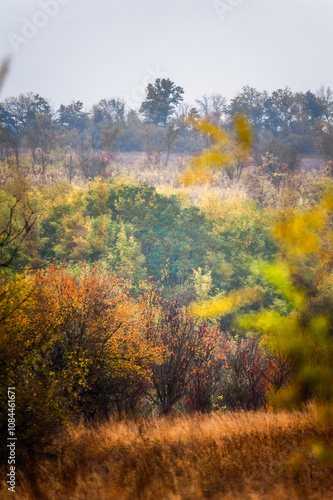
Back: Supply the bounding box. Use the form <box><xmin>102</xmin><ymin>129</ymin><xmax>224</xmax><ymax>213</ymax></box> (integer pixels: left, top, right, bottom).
<box><xmin>2</xmin><ymin>266</ymin><xmax>162</xmax><ymax>421</ymax></box>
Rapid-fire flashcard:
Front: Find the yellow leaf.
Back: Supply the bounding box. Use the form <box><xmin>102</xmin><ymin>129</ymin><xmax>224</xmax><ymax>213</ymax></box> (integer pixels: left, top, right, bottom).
<box><xmin>192</xmin><ymin>288</ymin><xmax>260</xmax><ymax>318</ymax></box>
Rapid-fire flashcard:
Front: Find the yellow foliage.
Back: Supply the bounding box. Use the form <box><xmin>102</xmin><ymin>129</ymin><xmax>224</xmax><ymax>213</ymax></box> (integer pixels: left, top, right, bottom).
<box><xmin>188</xmin><ymin>116</ymin><xmax>230</xmax><ymax>145</ymax></box>
<box><xmin>233</xmin><ymin>113</ymin><xmax>253</xmax><ymax>153</ymax></box>
<box><xmin>87</xmin><ymin>177</ymin><xmax>111</xmax><ymax>205</ymax></box>
<box><xmin>192</xmin><ymin>288</ymin><xmax>260</xmax><ymax>318</ymax></box>
<box><xmin>179</xmin><ymin>115</ymin><xmax>252</xmax><ymax>186</ymax></box>
<box><xmin>273</xmin><ymin>209</ymin><xmax>325</xmax><ymax>256</ymax></box>
<box><xmin>238</xmin><ymin>310</ymin><xmax>302</xmax><ymax>355</ymax></box>
<box><xmin>322</xmin><ymin>192</ymin><xmax>333</xmax><ymax>211</ymax></box>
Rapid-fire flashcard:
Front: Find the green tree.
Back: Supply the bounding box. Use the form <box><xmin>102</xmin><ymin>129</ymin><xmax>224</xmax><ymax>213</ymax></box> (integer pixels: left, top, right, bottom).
<box><xmin>24</xmin><ymin>113</ymin><xmax>59</xmax><ymax>173</ymax></box>
<box><xmin>314</xmin><ymin>120</ymin><xmax>333</xmax><ymax>160</ymax></box>
<box><xmin>140</xmin><ymin>78</ymin><xmax>184</xmax><ymax>127</ymax></box>
<box><xmin>57</xmin><ymin>100</ymin><xmax>89</xmax><ymax>134</ymax></box>
<box><xmin>228</xmin><ymin>86</ymin><xmax>267</xmax><ymax>136</ymax></box>
<box><xmin>107</xmin><ymin>183</ymin><xmax>210</xmax><ymax>299</ymax></box>
<box><xmin>0</xmin><ymin>93</ymin><xmax>51</xmax><ymax>164</ymax></box>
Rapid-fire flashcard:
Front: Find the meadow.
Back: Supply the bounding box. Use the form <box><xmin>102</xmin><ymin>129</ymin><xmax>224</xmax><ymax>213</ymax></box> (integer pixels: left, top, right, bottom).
<box><xmin>1</xmin><ymin>406</ymin><xmax>333</xmax><ymax>499</ymax></box>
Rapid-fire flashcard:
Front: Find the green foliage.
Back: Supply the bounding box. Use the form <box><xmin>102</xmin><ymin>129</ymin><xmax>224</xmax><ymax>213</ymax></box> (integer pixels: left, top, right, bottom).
<box><xmin>37</xmin><ymin>179</ymin><xmax>212</xmax><ymax>298</ymax></box>
<box><xmin>200</xmin><ymin>196</ymin><xmax>277</xmax><ymax>294</ymax></box>
<box><xmin>109</xmin><ymin>182</ymin><xmax>212</xmax><ymax>298</ymax></box>
<box><xmin>140</xmin><ymin>78</ymin><xmax>184</xmax><ymax>127</ymax></box>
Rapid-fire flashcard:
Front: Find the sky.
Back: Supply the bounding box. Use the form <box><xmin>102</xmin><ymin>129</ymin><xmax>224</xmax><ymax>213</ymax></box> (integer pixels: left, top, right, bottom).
<box><xmin>0</xmin><ymin>0</ymin><xmax>332</xmax><ymax>111</ymax></box>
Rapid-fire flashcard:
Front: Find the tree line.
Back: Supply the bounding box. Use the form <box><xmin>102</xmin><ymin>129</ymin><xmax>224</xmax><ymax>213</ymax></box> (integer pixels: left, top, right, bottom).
<box><xmin>1</xmin><ymin>80</ymin><xmax>333</xmax><ymax>171</ymax></box>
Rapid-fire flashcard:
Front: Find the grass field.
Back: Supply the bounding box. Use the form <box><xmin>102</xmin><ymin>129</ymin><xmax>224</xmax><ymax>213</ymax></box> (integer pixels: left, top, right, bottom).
<box><xmin>1</xmin><ymin>407</ymin><xmax>332</xmax><ymax>499</ymax></box>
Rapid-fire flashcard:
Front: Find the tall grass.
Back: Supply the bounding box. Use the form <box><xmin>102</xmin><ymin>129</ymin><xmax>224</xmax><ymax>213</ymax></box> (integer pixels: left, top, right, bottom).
<box><xmin>1</xmin><ymin>407</ymin><xmax>332</xmax><ymax>499</ymax></box>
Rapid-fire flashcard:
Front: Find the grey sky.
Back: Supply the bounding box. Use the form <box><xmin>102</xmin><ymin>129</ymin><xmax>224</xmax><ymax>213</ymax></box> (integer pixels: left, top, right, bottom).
<box><xmin>0</xmin><ymin>0</ymin><xmax>332</xmax><ymax>111</ymax></box>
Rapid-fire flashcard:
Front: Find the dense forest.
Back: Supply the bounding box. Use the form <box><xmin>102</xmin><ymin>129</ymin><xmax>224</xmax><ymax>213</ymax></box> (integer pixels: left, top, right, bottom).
<box><xmin>1</xmin><ymin>76</ymin><xmax>333</xmax><ymax>498</ymax></box>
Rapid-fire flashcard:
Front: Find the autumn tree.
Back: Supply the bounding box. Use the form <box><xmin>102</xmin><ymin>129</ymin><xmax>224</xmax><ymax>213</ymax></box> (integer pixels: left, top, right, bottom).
<box><xmin>142</xmin><ymin>292</ymin><xmax>224</xmax><ymax>414</ymax></box>
<box><xmin>0</xmin><ymin>264</ymin><xmax>161</xmax><ymax>469</ymax></box>
<box><xmin>217</xmin><ymin>334</ymin><xmax>291</xmax><ymax>410</ymax></box>
<box><xmin>0</xmin><ymin>180</ymin><xmax>36</xmax><ymax>269</ymax></box>
<box><xmin>144</xmin><ymin>298</ymin><xmax>197</xmax><ymax>414</ymax></box>
<box><xmin>186</xmin><ymin>321</ymin><xmax>224</xmax><ymax>412</ymax></box>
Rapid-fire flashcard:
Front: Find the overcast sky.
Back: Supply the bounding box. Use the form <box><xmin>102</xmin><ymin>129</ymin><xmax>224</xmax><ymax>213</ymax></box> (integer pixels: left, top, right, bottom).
<box><xmin>0</xmin><ymin>0</ymin><xmax>332</xmax><ymax>111</ymax></box>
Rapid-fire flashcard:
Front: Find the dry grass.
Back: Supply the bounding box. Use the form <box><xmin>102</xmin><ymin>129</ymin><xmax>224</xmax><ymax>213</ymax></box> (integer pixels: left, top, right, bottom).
<box><xmin>1</xmin><ymin>407</ymin><xmax>333</xmax><ymax>499</ymax></box>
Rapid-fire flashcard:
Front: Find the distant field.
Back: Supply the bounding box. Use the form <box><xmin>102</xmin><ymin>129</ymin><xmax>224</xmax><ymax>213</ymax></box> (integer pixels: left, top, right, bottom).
<box><xmin>2</xmin><ymin>407</ymin><xmax>332</xmax><ymax>500</ymax></box>
<box><xmin>298</xmin><ymin>157</ymin><xmax>326</xmax><ymax>170</ymax></box>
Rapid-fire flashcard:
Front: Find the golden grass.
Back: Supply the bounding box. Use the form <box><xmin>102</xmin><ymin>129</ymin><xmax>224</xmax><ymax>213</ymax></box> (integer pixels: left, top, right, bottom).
<box><xmin>1</xmin><ymin>407</ymin><xmax>333</xmax><ymax>499</ymax></box>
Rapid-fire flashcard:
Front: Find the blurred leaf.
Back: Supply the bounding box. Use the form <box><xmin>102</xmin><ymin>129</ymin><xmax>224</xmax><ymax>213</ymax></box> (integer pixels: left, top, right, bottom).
<box><xmin>180</xmin><ymin>115</ymin><xmax>252</xmax><ymax>186</ymax></box>
<box><xmin>0</xmin><ymin>58</ymin><xmax>9</xmax><ymax>93</ymax></box>
<box><xmin>192</xmin><ymin>288</ymin><xmax>260</xmax><ymax>318</ymax></box>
